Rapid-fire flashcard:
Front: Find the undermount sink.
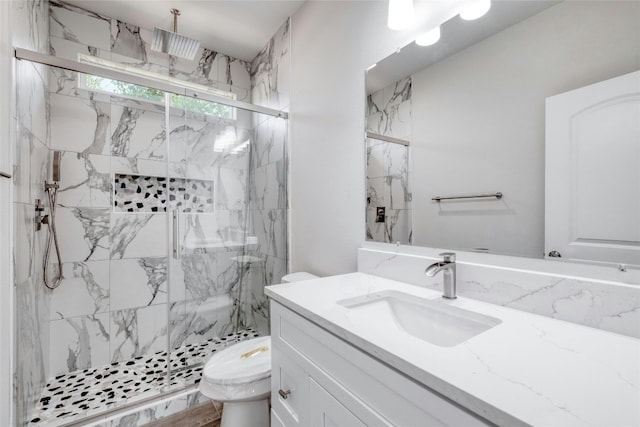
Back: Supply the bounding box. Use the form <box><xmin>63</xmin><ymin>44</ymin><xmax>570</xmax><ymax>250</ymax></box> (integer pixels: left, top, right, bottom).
<box><xmin>338</xmin><ymin>290</ymin><xmax>501</xmax><ymax>347</ymax></box>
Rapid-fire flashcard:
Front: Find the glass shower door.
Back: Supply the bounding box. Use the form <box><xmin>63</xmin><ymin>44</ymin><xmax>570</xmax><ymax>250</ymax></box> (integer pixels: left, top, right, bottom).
<box><xmin>165</xmin><ymin>93</ymin><xmax>258</xmax><ymax>388</ymax></box>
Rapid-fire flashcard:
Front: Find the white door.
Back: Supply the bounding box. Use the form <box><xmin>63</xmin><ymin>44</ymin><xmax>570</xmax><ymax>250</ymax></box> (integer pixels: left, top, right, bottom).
<box><xmin>545</xmin><ymin>70</ymin><xmax>640</xmax><ymax>266</ymax></box>
<box><xmin>309</xmin><ymin>379</ymin><xmax>366</xmax><ymax>427</ymax></box>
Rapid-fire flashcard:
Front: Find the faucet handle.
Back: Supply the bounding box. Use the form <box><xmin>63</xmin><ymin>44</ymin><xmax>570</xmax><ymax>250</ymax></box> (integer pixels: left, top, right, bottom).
<box><xmin>439</xmin><ymin>252</ymin><xmax>456</xmax><ymax>262</ymax></box>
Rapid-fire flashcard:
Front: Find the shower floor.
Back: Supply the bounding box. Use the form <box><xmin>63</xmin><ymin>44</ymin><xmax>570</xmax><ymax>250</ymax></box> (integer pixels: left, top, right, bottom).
<box><xmin>30</xmin><ymin>329</ymin><xmax>260</xmax><ymax>426</ymax></box>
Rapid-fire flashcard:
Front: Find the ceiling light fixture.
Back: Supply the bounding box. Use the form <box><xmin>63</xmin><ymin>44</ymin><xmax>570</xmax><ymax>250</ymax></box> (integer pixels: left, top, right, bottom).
<box><xmin>459</xmin><ymin>0</ymin><xmax>491</xmax><ymax>21</ymax></box>
<box><xmin>388</xmin><ymin>0</ymin><xmax>414</xmax><ymax>31</ymax></box>
<box><xmin>415</xmin><ymin>26</ymin><xmax>441</xmax><ymax>46</ymax></box>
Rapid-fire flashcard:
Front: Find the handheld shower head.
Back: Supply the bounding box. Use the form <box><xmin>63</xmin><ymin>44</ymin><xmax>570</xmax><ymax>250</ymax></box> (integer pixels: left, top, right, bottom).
<box><xmin>52</xmin><ymin>151</ymin><xmax>61</xmax><ymax>182</ymax></box>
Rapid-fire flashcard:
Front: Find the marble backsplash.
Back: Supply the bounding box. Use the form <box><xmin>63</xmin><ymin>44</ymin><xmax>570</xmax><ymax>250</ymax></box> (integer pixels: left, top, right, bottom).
<box><xmin>358</xmin><ymin>245</ymin><xmax>640</xmax><ymax>339</ymax></box>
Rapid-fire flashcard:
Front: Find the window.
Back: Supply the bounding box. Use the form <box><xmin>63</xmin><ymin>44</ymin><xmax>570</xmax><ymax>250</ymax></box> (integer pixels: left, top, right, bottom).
<box><xmin>77</xmin><ymin>55</ymin><xmax>236</xmax><ymax>119</ymax></box>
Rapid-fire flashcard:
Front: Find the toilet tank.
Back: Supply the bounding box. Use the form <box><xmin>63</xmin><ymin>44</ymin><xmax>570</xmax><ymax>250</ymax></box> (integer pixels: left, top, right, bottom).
<box><xmin>281</xmin><ymin>272</ymin><xmax>318</xmax><ymax>283</ymax></box>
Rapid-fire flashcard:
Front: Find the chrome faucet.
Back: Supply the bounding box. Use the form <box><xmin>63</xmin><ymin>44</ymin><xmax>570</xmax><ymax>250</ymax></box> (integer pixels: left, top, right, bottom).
<box><xmin>425</xmin><ymin>252</ymin><xmax>457</xmax><ymax>299</ymax></box>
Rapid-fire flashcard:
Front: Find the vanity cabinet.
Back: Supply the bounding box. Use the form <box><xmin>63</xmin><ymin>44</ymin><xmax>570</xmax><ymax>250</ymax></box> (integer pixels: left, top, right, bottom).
<box><xmin>270</xmin><ymin>301</ymin><xmax>491</xmax><ymax>427</ymax></box>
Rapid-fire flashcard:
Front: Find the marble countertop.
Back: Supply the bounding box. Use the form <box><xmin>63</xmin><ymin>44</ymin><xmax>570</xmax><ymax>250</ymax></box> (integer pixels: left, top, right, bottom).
<box><xmin>265</xmin><ymin>272</ymin><xmax>640</xmax><ymax>427</ymax></box>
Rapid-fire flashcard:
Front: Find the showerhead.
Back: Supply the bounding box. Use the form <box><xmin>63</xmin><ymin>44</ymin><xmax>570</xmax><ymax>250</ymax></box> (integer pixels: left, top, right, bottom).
<box><xmin>151</xmin><ymin>9</ymin><xmax>201</xmax><ymax>60</ymax></box>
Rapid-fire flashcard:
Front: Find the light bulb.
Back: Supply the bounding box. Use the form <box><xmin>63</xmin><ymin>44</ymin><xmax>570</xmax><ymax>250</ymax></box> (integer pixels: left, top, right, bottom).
<box><xmin>388</xmin><ymin>0</ymin><xmax>414</xmax><ymax>31</ymax></box>
<box><xmin>415</xmin><ymin>26</ymin><xmax>441</xmax><ymax>46</ymax></box>
<box><xmin>460</xmin><ymin>0</ymin><xmax>491</xmax><ymax>21</ymax></box>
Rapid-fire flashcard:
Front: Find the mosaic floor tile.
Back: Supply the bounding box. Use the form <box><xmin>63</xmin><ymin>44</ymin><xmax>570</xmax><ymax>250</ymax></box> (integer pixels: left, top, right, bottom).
<box><xmin>31</xmin><ymin>329</ymin><xmax>260</xmax><ymax>426</ymax></box>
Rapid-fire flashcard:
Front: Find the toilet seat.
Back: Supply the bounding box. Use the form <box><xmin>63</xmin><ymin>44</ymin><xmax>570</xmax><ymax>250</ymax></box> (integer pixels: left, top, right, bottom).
<box><xmin>203</xmin><ymin>335</ymin><xmax>271</xmax><ymax>385</ymax></box>
<box><xmin>199</xmin><ymin>336</ymin><xmax>272</xmax><ymax>403</ymax></box>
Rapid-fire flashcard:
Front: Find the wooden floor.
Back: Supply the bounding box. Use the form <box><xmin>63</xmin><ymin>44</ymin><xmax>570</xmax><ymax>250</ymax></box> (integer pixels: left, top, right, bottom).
<box><xmin>144</xmin><ymin>401</ymin><xmax>222</xmax><ymax>427</ymax></box>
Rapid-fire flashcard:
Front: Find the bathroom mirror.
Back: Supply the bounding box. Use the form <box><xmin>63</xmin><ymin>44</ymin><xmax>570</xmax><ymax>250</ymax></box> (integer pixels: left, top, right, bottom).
<box><xmin>365</xmin><ymin>0</ymin><xmax>640</xmax><ymax>267</ymax></box>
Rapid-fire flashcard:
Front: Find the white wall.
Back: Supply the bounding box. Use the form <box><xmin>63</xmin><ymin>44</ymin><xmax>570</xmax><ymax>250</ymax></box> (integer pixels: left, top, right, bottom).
<box><xmin>411</xmin><ymin>1</ymin><xmax>640</xmax><ymax>258</ymax></box>
<box><xmin>289</xmin><ymin>0</ymin><xmax>465</xmax><ymax>275</ymax></box>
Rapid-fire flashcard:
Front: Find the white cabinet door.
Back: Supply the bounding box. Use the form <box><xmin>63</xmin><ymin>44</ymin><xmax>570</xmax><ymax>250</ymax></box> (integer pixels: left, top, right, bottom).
<box><xmin>545</xmin><ymin>70</ymin><xmax>640</xmax><ymax>266</ymax></box>
<box><xmin>309</xmin><ymin>379</ymin><xmax>366</xmax><ymax>427</ymax></box>
<box><xmin>271</xmin><ymin>344</ymin><xmax>310</xmax><ymax>427</ymax></box>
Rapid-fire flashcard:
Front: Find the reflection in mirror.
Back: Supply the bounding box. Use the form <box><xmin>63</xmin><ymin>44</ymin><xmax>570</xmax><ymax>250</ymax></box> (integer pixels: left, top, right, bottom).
<box><xmin>366</xmin><ymin>78</ymin><xmax>412</xmax><ymax>244</ymax></box>
<box><xmin>365</xmin><ymin>1</ymin><xmax>640</xmax><ymax>268</ymax></box>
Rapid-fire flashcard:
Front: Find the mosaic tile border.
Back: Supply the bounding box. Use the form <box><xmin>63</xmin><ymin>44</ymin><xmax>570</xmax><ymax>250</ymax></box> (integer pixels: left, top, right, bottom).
<box><xmin>114</xmin><ymin>174</ymin><xmax>214</xmax><ymax>213</ymax></box>
<box><xmin>31</xmin><ymin>329</ymin><xmax>260</xmax><ymax>425</ymax></box>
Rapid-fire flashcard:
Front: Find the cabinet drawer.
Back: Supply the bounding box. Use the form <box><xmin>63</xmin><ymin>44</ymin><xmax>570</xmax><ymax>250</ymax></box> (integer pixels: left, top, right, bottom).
<box><xmin>271</xmin><ymin>301</ymin><xmax>491</xmax><ymax>427</ymax></box>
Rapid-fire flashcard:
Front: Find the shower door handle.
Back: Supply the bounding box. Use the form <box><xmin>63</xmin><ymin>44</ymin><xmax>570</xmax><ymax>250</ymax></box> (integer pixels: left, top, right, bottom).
<box><xmin>172</xmin><ymin>209</ymin><xmax>181</xmax><ymax>260</ymax></box>
<box><xmin>0</xmin><ymin>171</ymin><xmax>12</xmax><ymax>179</ymax></box>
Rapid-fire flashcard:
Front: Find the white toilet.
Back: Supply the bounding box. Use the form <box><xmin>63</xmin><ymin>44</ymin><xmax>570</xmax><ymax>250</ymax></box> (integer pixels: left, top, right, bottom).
<box><xmin>199</xmin><ymin>272</ymin><xmax>318</xmax><ymax>427</ymax></box>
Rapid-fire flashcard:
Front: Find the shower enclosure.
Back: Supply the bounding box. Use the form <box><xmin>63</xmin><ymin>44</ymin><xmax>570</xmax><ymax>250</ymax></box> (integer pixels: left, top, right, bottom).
<box><xmin>14</xmin><ymin>48</ymin><xmax>288</xmax><ymax>426</ymax></box>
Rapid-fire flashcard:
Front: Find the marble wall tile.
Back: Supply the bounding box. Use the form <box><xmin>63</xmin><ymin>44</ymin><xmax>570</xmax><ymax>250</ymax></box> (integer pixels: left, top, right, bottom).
<box><xmin>110</xmin><ymin>20</ymin><xmax>146</xmax><ymax>62</ymax></box>
<box><xmin>49</xmin><ymin>1</ymin><xmax>111</xmax><ymax>51</ymax></box>
<box><xmin>15</xmin><ymin>277</ymin><xmax>47</xmax><ymax>427</ymax></box>
<box><xmin>366</xmin><ymin>77</ymin><xmax>411</xmax><ymax>139</ymax></box>
<box><xmin>246</xmin><ymin>17</ymin><xmax>290</xmax><ymax>337</ymax></box>
<box><xmin>13</xmin><ymin>0</ymin><xmax>51</xmax><ymax>423</ymax></box>
<box><xmin>245</xmin><ymin>254</ymin><xmax>286</xmax><ymax>334</ymax></box>
<box><xmin>110</xmin><ymin>213</ymin><xmax>166</xmax><ymax>259</ymax></box>
<box><xmin>49</xmin><ymin>313</ymin><xmax>110</xmax><ymax>377</ymax></box>
<box><xmin>110</xmin><ymin>304</ymin><xmax>167</xmax><ymax>363</ymax></box>
<box><xmin>91</xmin><ymin>390</ymin><xmax>211</xmax><ymax>427</ymax></box>
<box><xmin>367</xmin><ymin>177</ymin><xmax>384</xmax><ymax>208</ymax></box>
<box><xmin>168</xmin><ymin>295</ymin><xmax>233</xmax><ymax>348</ymax></box>
<box><xmin>251</xmin><ymin>209</ymin><xmax>286</xmax><ymax>259</ymax></box>
<box><xmin>12</xmin><ymin>0</ymin><xmax>49</xmax><ymax>52</ymax></box>
<box><xmin>15</xmin><ymin>60</ymin><xmax>49</xmax><ymax>146</ymax></box>
<box><xmin>50</xmin><ymin>261</ymin><xmax>110</xmax><ymax>319</ymax></box>
<box><xmin>13</xmin><ymin>203</ymin><xmax>35</xmax><ymax>285</ymax></box>
<box><xmin>252</xmin><ymin>116</ymin><xmax>286</xmax><ymax>169</ymax></box>
<box><xmin>220</xmin><ymin>54</ymin><xmax>251</xmax><ymax>89</ymax></box>
<box><xmin>49</xmin><ymin>67</ymin><xmax>79</xmax><ymax>99</ymax></box>
<box><xmin>56</xmin><ymin>151</ymin><xmax>111</xmax><ymax>208</ymax></box>
<box><xmin>366</xmin><ymin>209</ymin><xmax>386</xmax><ymax>243</ymax></box>
<box><xmin>386</xmin><ymin>175</ymin><xmax>410</xmax><ymax>210</ymax></box>
<box><xmin>366</xmin><ymin>139</ymin><xmax>385</xmax><ymax>179</ymax></box>
<box><xmin>137</xmin><ymin>27</ymin><xmax>171</xmax><ymax>72</ymax></box>
<box><xmin>50</xmin><ymin>93</ymin><xmax>111</xmax><ymax>155</ymax></box>
<box><xmin>56</xmin><ymin>206</ymin><xmax>111</xmax><ymax>262</ymax></box>
<box><xmin>110</xmin><ymin>257</ymin><xmax>168</xmax><ymax>310</ymax></box>
<box><xmin>49</xmin><ymin>34</ymin><xmax>99</xmax><ymax>63</ymax></box>
<box><xmin>385</xmin><ymin>209</ymin><xmax>412</xmax><ymax>244</ymax></box>
<box><xmin>249</xmin><ymin>161</ymin><xmax>286</xmax><ymax>210</ymax></box>
<box><xmin>111</xmin><ymin>104</ymin><xmax>166</xmax><ymax>160</ymax></box>
<box><xmin>112</xmin><ymin>156</ymin><xmax>167</xmax><ymax>179</ymax></box>
<box><xmin>216</xmin><ymin>167</ymin><xmax>246</xmax><ymax>211</ymax></box>
<box><xmin>170</xmin><ymin>48</ymin><xmax>223</xmax><ymax>82</ymax></box>
<box><xmin>386</xmin><ymin>142</ymin><xmax>408</xmax><ymax>178</ymax></box>
<box><xmin>250</xmin><ymin>18</ymin><xmax>290</xmax><ymax>110</ymax></box>
<box><xmin>14</xmin><ymin>123</ymin><xmax>34</xmax><ymax>205</ymax></box>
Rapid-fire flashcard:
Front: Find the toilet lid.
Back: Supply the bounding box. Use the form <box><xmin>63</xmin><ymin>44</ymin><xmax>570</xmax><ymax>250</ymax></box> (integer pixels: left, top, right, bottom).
<box><xmin>203</xmin><ymin>336</ymin><xmax>271</xmax><ymax>385</ymax></box>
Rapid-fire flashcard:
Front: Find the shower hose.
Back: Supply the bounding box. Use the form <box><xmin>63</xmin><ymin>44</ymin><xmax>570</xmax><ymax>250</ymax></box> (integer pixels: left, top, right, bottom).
<box><xmin>43</xmin><ymin>182</ymin><xmax>63</xmax><ymax>289</ymax></box>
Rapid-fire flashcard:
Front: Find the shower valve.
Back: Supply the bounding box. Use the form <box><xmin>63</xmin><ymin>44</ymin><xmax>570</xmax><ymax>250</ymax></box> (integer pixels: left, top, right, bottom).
<box><xmin>35</xmin><ymin>199</ymin><xmax>46</xmax><ymax>231</ymax></box>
